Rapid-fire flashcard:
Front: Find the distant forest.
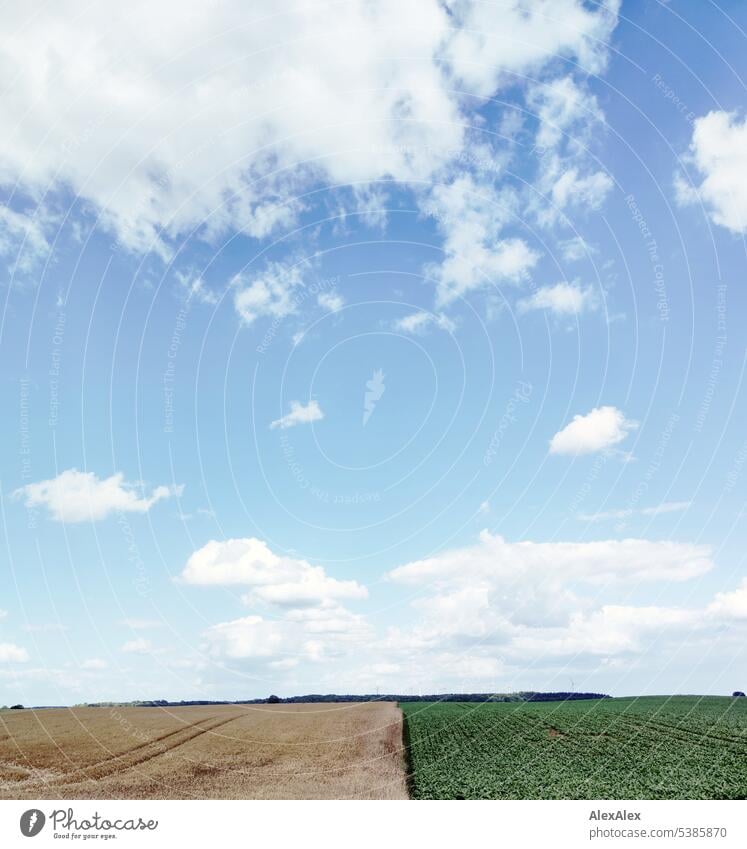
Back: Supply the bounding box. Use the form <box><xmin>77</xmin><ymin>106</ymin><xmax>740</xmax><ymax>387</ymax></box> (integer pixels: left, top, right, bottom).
<box><xmin>78</xmin><ymin>691</ymin><xmax>610</xmax><ymax>708</ymax></box>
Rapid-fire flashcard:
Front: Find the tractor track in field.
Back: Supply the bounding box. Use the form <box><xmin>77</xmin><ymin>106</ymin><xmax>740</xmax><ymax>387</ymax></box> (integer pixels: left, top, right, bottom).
<box><xmin>614</xmin><ymin>714</ymin><xmax>747</xmax><ymax>754</ymax></box>
<box><xmin>22</xmin><ymin>712</ymin><xmax>246</xmax><ymax>789</ymax></box>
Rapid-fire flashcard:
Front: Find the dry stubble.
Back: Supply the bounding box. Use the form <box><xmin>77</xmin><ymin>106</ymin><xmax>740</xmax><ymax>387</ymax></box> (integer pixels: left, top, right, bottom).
<box><xmin>0</xmin><ymin>702</ymin><xmax>409</xmax><ymax>799</ymax></box>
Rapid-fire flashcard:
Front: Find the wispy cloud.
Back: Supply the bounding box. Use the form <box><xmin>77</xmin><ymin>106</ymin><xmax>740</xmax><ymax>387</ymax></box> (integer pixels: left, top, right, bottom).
<box><xmin>317</xmin><ymin>291</ymin><xmax>344</xmax><ymax>313</ymax></box>
<box><xmin>518</xmin><ymin>281</ymin><xmax>597</xmax><ymax>316</ymax></box>
<box><xmin>121</xmin><ymin>638</ymin><xmax>153</xmax><ymax>655</ymax></box>
<box><xmin>270</xmin><ymin>400</ymin><xmax>324</xmax><ymax>430</ymax></box>
<box><xmin>578</xmin><ymin>501</ymin><xmax>691</xmax><ymax>523</ymax></box>
<box><xmin>14</xmin><ymin>469</ymin><xmax>183</xmax><ymax>523</ymax></box>
<box><xmin>233</xmin><ymin>262</ymin><xmax>306</xmax><ymax>325</ymax></box>
<box><xmin>393</xmin><ymin>311</ymin><xmax>456</xmax><ymax>334</ymax></box>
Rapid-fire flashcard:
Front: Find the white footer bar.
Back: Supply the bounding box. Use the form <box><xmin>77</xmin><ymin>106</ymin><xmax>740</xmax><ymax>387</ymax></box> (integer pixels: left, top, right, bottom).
<box><xmin>2</xmin><ymin>799</ymin><xmax>745</xmax><ymax>848</ymax></box>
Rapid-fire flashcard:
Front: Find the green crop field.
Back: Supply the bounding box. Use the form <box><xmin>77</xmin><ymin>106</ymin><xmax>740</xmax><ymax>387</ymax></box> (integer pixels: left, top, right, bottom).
<box><xmin>401</xmin><ymin>696</ymin><xmax>747</xmax><ymax>799</ymax></box>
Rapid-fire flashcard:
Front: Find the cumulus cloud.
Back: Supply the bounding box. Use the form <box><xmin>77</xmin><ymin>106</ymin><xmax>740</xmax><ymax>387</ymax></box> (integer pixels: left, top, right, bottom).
<box><xmin>203</xmin><ymin>616</ymin><xmax>297</xmax><ymax>660</ymax></box>
<box><xmin>677</xmin><ymin>110</ymin><xmax>747</xmax><ymax>234</ymax></box>
<box><xmin>549</xmin><ymin>406</ymin><xmax>637</xmax><ymax>455</ymax></box>
<box><xmin>510</xmin><ymin>605</ymin><xmax>700</xmax><ymax>658</ymax></box>
<box><xmin>708</xmin><ymin>579</ymin><xmax>747</xmax><ymax>621</ymax></box>
<box><xmin>0</xmin><ymin>1</ymin><xmax>619</xmax><ymax>256</ymax></box>
<box><xmin>14</xmin><ymin>469</ymin><xmax>183</xmax><ymax>522</ymax></box>
<box><xmin>381</xmin><ymin>530</ymin><xmax>720</xmax><ymax>674</ymax></box>
<box><xmin>270</xmin><ymin>400</ymin><xmax>324</xmax><ymax>430</ymax></box>
<box><xmin>0</xmin><ymin>643</ymin><xmax>29</xmax><ymax>663</ymax></box>
<box><xmin>181</xmin><ymin>537</ymin><xmax>367</xmax><ymax>607</ymax></box>
<box><xmin>203</xmin><ymin>610</ymin><xmax>369</xmax><ymax>663</ymax></box>
<box><xmin>195</xmin><ymin>529</ymin><xmax>742</xmax><ymax>683</ymax></box>
<box><xmin>189</xmin><ymin>538</ymin><xmax>371</xmax><ymax>664</ymax></box>
<box><xmin>518</xmin><ymin>281</ymin><xmax>597</xmax><ymax>315</ymax></box>
<box><xmin>389</xmin><ymin>530</ymin><xmax>713</xmax><ymax>589</ymax></box>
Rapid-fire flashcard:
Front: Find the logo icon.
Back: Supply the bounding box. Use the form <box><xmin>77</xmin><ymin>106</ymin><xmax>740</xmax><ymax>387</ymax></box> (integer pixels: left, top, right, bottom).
<box><xmin>20</xmin><ymin>809</ymin><xmax>46</xmax><ymax>837</ymax></box>
<box><xmin>363</xmin><ymin>369</ymin><xmax>385</xmax><ymax>426</ymax></box>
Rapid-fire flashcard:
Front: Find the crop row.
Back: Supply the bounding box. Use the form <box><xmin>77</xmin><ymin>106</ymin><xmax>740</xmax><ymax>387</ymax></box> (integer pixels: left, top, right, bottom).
<box><xmin>401</xmin><ymin>697</ymin><xmax>747</xmax><ymax>799</ymax></box>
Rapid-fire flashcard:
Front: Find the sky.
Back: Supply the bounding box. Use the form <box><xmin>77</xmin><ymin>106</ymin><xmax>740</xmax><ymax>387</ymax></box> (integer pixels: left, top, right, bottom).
<box><xmin>1</xmin><ymin>0</ymin><xmax>746</xmax><ymax>705</ymax></box>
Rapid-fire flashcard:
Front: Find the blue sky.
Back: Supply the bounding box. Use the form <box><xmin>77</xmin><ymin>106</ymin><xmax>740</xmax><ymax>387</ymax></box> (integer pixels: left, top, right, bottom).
<box><xmin>1</xmin><ymin>0</ymin><xmax>746</xmax><ymax>704</ymax></box>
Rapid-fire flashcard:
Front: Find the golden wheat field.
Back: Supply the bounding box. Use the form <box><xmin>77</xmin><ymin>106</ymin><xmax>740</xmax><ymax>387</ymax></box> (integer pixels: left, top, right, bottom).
<box><xmin>0</xmin><ymin>702</ymin><xmax>408</xmax><ymax>800</ymax></box>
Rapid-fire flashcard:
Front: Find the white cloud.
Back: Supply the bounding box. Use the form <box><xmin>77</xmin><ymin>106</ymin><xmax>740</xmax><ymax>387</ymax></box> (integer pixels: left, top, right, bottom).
<box><xmin>0</xmin><ymin>1</ymin><xmax>619</xmax><ymax>256</ymax></box>
<box><xmin>82</xmin><ymin>658</ymin><xmax>108</xmax><ymax>670</ymax></box>
<box><xmin>176</xmin><ymin>271</ymin><xmax>219</xmax><ymax>306</ymax></box>
<box><xmin>0</xmin><ymin>643</ymin><xmax>29</xmax><ymax>663</ymax></box>
<box><xmin>536</xmin><ymin>161</ymin><xmax>613</xmax><ymax>227</ymax></box>
<box><xmin>189</xmin><ymin>537</ymin><xmax>371</xmax><ymax>664</ymax></box>
<box><xmin>389</xmin><ymin>530</ymin><xmax>713</xmax><ymax>589</ymax></box>
<box><xmin>382</xmin><ymin>530</ymin><xmax>716</xmax><ymax>670</ymax></box>
<box><xmin>528</xmin><ymin>76</ymin><xmax>603</xmax><ymax>152</ymax></box>
<box><xmin>393</xmin><ymin>311</ymin><xmax>456</xmax><ymax>334</ymax></box>
<box><xmin>198</xmin><ymin>527</ymin><xmax>741</xmax><ymax>684</ymax></box>
<box><xmin>14</xmin><ymin>469</ymin><xmax>183</xmax><ymax>522</ymax></box>
<box><xmin>317</xmin><ymin>291</ymin><xmax>344</xmax><ymax>313</ymax></box>
<box><xmin>549</xmin><ymin>406</ymin><xmax>637</xmax><ymax>455</ymax></box>
<box><xmin>181</xmin><ymin>537</ymin><xmax>367</xmax><ymax>607</ymax></box>
<box><xmin>678</xmin><ymin>110</ymin><xmax>747</xmax><ymax>233</ymax></box>
<box><xmin>0</xmin><ymin>204</ymin><xmax>52</xmax><ymax>275</ymax></box>
<box><xmin>578</xmin><ymin>501</ymin><xmax>691</xmax><ymax>523</ymax></box>
<box><xmin>708</xmin><ymin>579</ymin><xmax>747</xmax><ymax>621</ymax></box>
<box><xmin>518</xmin><ymin>281</ymin><xmax>597</xmax><ymax>315</ymax></box>
<box><xmin>0</xmin><ymin>609</ymin><xmax>6</xmax><ymax>620</ymax></box>
<box><xmin>343</xmin><ymin>186</ymin><xmax>389</xmax><ymax>230</ymax></box>
<box><xmin>204</xmin><ymin>616</ymin><xmax>294</xmax><ymax>660</ymax></box>
<box><xmin>121</xmin><ymin>638</ymin><xmax>152</xmax><ymax>654</ymax></box>
<box><xmin>233</xmin><ymin>262</ymin><xmax>305</xmax><ymax>325</ymax></box>
<box><xmin>553</xmin><ymin>168</ymin><xmax>613</xmax><ymax>210</ymax></box>
<box><xmin>270</xmin><ymin>399</ymin><xmax>324</xmax><ymax>430</ymax></box>
<box><xmin>444</xmin><ymin>1</ymin><xmax>619</xmax><ymax>98</ymax></box>
<box><xmin>423</xmin><ymin>176</ymin><xmax>539</xmax><ymax>304</ymax></box>
<box><xmin>510</xmin><ymin>605</ymin><xmax>699</xmax><ymax>658</ymax></box>
<box><xmin>560</xmin><ymin>235</ymin><xmax>594</xmax><ymax>262</ymax></box>
<box><xmin>204</xmin><ymin>606</ymin><xmax>370</xmax><ymax>663</ymax></box>
<box><xmin>283</xmin><ymin>605</ymin><xmax>369</xmax><ymax>635</ymax></box>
